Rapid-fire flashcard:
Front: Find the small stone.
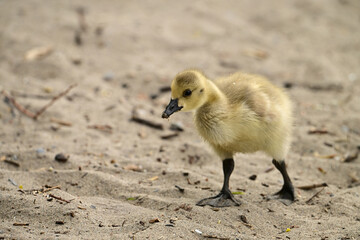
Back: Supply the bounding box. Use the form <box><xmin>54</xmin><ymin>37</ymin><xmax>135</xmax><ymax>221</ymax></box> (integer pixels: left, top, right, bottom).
<box><xmin>283</xmin><ymin>82</ymin><xmax>293</xmax><ymax>89</ymax></box>
<box><xmin>36</xmin><ymin>148</ymin><xmax>45</xmax><ymax>154</ymax></box>
<box><xmin>103</xmin><ymin>72</ymin><xmax>114</xmax><ymax>81</ymax></box>
<box><xmin>240</xmin><ymin>215</ymin><xmax>248</xmax><ymax>224</ymax></box>
<box><xmin>55</xmin><ymin>153</ymin><xmax>69</xmax><ymax>163</ymax></box>
<box><xmin>249</xmin><ymin>174</ymin><xmax>257</xmax><ymax>180</ymax></box>
<box><xmin>170</xmin><ymin>122</ymin><xmax>184</xmax><ymax>132</ymax></box>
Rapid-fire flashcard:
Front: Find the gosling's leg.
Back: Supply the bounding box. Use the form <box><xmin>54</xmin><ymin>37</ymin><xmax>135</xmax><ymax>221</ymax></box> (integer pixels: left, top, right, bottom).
<box><xmin>196</xmin><ymin>158</ymin><xmax>240</xmax><ymax>207</ymax></box>
<box><xmin>270</xmin><ymin>159</ymin><xmax>295</xmax><ymax>205</ymax></box>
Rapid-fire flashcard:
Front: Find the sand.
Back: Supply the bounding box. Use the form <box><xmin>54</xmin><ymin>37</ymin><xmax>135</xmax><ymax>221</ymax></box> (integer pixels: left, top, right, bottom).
<box><xmin>1</xmin><ymin>0</ymin><xmax>360</xmax><ymax>239</ymax></box>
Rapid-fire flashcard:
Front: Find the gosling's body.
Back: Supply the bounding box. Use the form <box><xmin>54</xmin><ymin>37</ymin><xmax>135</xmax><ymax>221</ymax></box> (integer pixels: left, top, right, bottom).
<box><xmin>162</xmin><ymin>70</ymin><xmax>295</xmax><ymax>207</ymax></box>
<box><xmin>194</xmin><ymin>72</ymin><xmax>292</xmax><ymax>161</ymax></box>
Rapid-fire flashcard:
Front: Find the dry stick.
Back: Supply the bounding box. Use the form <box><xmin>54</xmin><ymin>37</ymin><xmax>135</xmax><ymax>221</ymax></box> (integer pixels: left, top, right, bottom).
<box><xmin>297</xmin><ymin>182</ymin><xmax>328</xmax><ymax>190</ymax></box>
<box><xmin>131</xmin><ymin>115</ymin><xmax>164</xmax><ymax>130</ymax></box>
<box><xmin>87</xmin><ymin>124</ymin><xmax>112</xmax><ymax>133</ymax></box>
<box><xmin>43</xmin><ymin>185</ymin><xmax>61</xmax><ymax>193</ymax></box>
<box><xmin>33</xmin><ymin>84</ymin><xmax>77</xmax><ymax>120</ymax></box>
<box><xmin>4</xmin><ymin>159</ymin><xmax>20</xmax><ymax>167</ymax></box>
<box><xmin>1</xmin><ymin>90</ymin><xmax>36</xmax><ymax>118</ymax></box>
<box><xmin>1</xmin><ymin>84</ymin><xmax>77</xmax><ymax>120</ymax></box>
<box><xmin>50</xmin><ymin>118</ymin><xmax>73</xmax><ymax>126</ymax></box>
<box><xmin>13</xmin><ymin>223</ymin><xmax>29</xmax><ymax>226</ymax></box>
<box><xmin>48</xmin><ymin>194</ymin><xmax>71</xmax><ymax>203</ymax></box>
<box><xmin>201</xmin><ymin>235</ymin><xmax>230</xmax><ymax>240</ymax></box>
<box><xmin>305</xmin><ymin>187</ymin><xmax>325</xmax><ymax>204</ymax></box>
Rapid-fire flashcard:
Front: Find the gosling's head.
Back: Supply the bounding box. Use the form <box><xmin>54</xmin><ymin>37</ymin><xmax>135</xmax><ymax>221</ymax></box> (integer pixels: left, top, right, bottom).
<box><xmin>162</xmin><ymin>70</ymin><xmax>207</xmax><ymax>119</ymax></box>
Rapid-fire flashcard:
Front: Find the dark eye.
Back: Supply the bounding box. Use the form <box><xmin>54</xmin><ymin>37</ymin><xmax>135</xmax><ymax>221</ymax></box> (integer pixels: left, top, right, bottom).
<box><xmin>183</xmin><ymin>89</ymin><xmax>192</xmax><ymax>97</ymax></box>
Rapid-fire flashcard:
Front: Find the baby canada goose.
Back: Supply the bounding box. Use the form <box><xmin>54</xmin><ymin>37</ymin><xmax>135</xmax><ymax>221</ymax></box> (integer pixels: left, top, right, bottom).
<box><xmin>162</xmin><ymin>69</ymin><xmax>294</xmax><ymax>207</ymax></box>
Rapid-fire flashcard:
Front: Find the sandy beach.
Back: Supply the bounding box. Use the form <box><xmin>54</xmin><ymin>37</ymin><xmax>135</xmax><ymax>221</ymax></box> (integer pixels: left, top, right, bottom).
<box><xmin>1</xmin><ymin>0</ymin><xmax>360</xmax><ymax>239</ymax></box>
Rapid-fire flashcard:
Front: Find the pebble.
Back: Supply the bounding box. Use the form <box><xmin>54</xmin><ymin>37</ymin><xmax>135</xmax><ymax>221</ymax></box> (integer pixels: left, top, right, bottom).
<box><xmin>348</xmin><ymin>73</ymin><xmax>357</xmax><ymax>82</ymax></box>
<box><xmin>8</xmin><ymin>178</ymin><xmax>17</xmax><ymax>186</ymax></box>
<box><xmin>55</xmin><ymin>153</ymin><xmax>69</xmax><ymax>163</ymax></box>
<box><xmin>170</xmin><ymin>122</ymin><xmax>184</xmax><ymax>132</ymax></box>
<box><xmin>103</xmin><ymin>72</ymin><xmax>114</xmax><ymax>81</ymax></box>
<box><xmin>249</xmin><ymin>174</ymin><xmax>257</xmax><ymax>180</ymax></box>
<box><xmin>36</xmin><ymin>148</ymin><xmax>45</xmax><ymax>154</ymax></box>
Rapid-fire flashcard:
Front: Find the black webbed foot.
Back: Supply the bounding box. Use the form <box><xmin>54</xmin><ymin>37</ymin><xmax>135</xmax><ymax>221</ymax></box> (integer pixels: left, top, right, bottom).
<box><xmin>196</xmin><ymin>190</ymin><xmax>240</xmax><ymax>207</ymax></box>
<box><xmin>268</xmin><ymin>184</ymin><xmax>295</xmax><ymax>206</ymax></box>
<box><xmin>268</xmin><ymin>159</ymin><xmax>295</xmax><ymax>206</ymax></box>
<box><xmin>197</xmin><ymin>158</ymin><xmax>240</xmax><ymax>207</ymax></box>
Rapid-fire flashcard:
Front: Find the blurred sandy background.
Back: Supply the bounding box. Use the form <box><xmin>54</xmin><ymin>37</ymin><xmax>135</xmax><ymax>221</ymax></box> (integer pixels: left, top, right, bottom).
<box><xmin>1</xmin><ymin>0</ymin><xmax>360</xmax><ymax>239</ymax></box>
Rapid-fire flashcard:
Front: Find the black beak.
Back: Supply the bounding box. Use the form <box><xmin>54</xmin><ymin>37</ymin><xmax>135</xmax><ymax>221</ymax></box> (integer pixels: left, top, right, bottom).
<box><xmin>162</xmin><ymin>98</ymin><xmax>183</xmax><ymax>119</ymax></box>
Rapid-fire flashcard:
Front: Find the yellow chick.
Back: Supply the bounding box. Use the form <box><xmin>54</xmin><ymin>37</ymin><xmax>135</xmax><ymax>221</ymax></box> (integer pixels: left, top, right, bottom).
<box><xmin>162</xmin><ymin>69</ymin><xmax>294</xmax><ymax>207</ymax></box>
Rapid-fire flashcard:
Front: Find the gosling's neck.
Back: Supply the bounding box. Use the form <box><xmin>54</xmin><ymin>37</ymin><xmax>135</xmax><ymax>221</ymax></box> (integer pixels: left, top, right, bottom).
<box><xmin>195</xmin><ymin>78</ymin><xmax>226</xmax><ymax>113</ymax></box>
<box><xmin>204</xmin><ymin>78</ymin><xmax>226</xmax><ymax>105</ymax></box>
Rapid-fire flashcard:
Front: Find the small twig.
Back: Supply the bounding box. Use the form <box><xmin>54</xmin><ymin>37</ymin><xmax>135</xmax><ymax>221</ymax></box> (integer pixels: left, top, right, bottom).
<box><xmin>81</xmin><ymin>172</ymin><xmax>88</xmax><ymax>178</ymax></box>
<box><xmin>131</xmin><ymin>115</ymin><xmax>164</xmax><ymax>130</ymax></box>
<box><xmin>33</xmin><ymin>84</ymin><xmax>77</xmax><ymax>120</ymax></box>
<box><xmin>308</xmin><ymin>129</ymin><xmax>329</xmax><ymax>135</ymax></box>
<box><xmin>50</xmin><ymin>118</ymin><xmax>73</xmax><ymax>126</ymax></box>
<box><xmin>87</xmin><ymin>124</ymin><xmax>112</xmax><ymax>133</ymax></box>
<box><xmin>48</xmin><ymin>194</ymin><xmax>71</xmax><ymax>203</ymax></box>
<box><xmin>3</xmin><ymin>159</ymin><xmax>20</xmax><ymax>167</ymax></box>
<box><xmin>2</xmin><ymin>90</ymin><xmax>36</xmax><ymax>118</ymax></box>
<box><xmin>264</xmin><ymin>167</ymin><xmax>274</xmax><ymax>173</ymax></box>
<box><xmin>305</xmin><ymin>187</ymin><xmax>325</xmax><ymax>204</ymax></box>
<box><xmin>161</xmin><ymin>133</ymin><xmax>179</xmax><ymax>140</ymax></box>
<box><xmin>43</xmin><ymin>185</ymin><xmax>61</xmax><ymax>193</ymax></box>
<box><xmin>13</xmin><ymin>223</ymin><xmax>29</xmax><ymax>226</ymax></box>
<box><xmin>201</xmin><ymin>235</ymin><xmax>230</xmax><ymax>240</ymax></box>
<box><xmin>2</xmin><ymin>84</ymin><xmax>77</xmax><ymax>120</ymax></box>
<box><xmin>175</xmin><ymin>185</ymin><xmax>185</xmax><ymax>193</ymax></box>
<box><xmin>297</xmin><ymin>182</ymin><xmax>328</xmax><ymax>190</ymax></box>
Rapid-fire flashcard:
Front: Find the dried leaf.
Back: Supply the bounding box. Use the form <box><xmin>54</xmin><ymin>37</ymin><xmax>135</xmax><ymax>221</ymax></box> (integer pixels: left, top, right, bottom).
<box><xmin>314</xmin><ymin>152</ymin><xmax>337</xmax><ymax>159</ymax></box>
<box><xmin>149</xmin><ymin>218</ymin><xmax>160</xmax><ymax>223</ymax></box>
<box><xmin>308</xmin><ymin>128</ymin><xmax>329</xmax><ymax>134</ymax></box>
<box><xmin>25</xmin><ymin>46</ymin><xmax>53</xmax><ymax>61</ymax></box>
<box><xmin>232</xmin><ymin>191</ymin><xmax>244</xmax><ymax>195</ymax></box>
<box><xmin>123</xmin><ymin>164</ymin><xmax>142</xmax><ymax>172</ymax></box>
<box><xmin>148</xmin><ymin>176</ymin><xmax>159</xmax><ymax>181</ymax></box>
<box><xmin>318</xmin><ymin>167</ymin><xmax>327</xmax><ymax>174</ymax></box>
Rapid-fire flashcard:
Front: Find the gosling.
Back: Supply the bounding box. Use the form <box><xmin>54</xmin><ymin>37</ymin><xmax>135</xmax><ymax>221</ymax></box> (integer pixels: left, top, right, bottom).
<box><xmin>162</xmin><ymin>69</ymin><xmax>294</xmax><ymax>207</ymax></box>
